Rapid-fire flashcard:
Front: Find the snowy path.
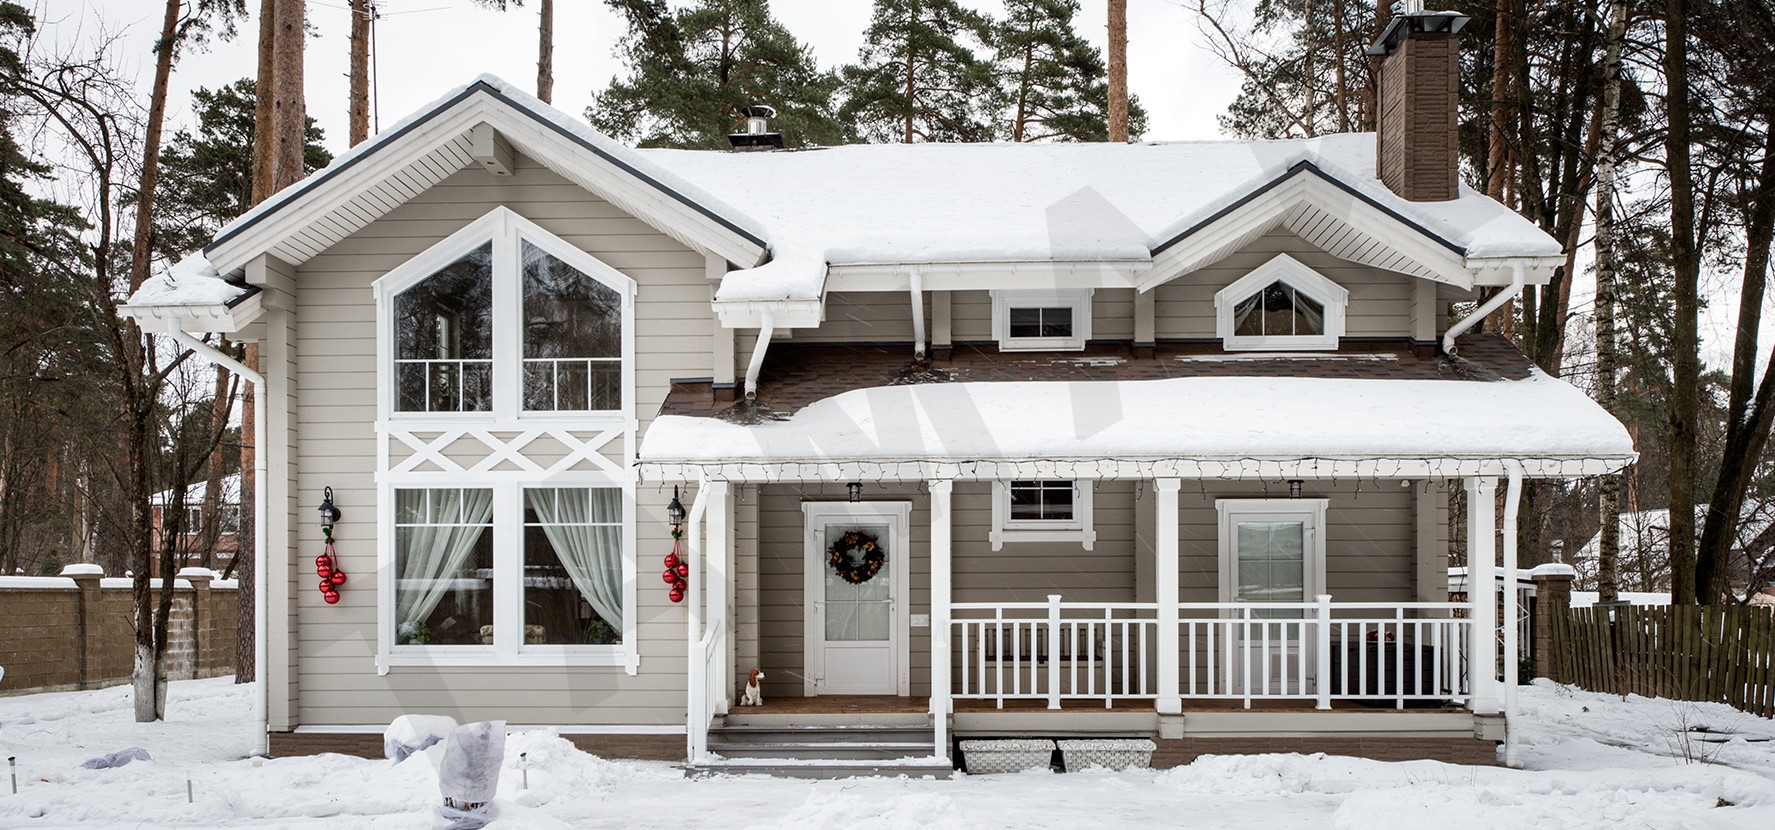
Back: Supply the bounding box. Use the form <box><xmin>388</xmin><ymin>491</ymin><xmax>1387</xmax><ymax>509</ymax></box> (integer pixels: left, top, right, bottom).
<box><xmin>1</xmin><ymin>678</ymin><xmax>1771</xmax><ymax>828</ymax></box>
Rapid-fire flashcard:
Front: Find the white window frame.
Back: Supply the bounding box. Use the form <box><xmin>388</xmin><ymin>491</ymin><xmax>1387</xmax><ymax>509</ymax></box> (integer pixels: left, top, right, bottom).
<box><xmin>1214</xmin><ymin>498</ymin><xmax>1329</xmax><ymax>606</ymax></box>
<box><xmin>989</xmin><ymin>480</ymin><xmax>1095</xmax><ymax>550</ymax></box>
<box><xmin>372</xmin><ymin>206</ymin><xmax>636</xmax><ymax>424</ymax></box>
<box><xmin>372</xmin><ymin>206</ymin><xmax>639</xmax><ymax>673</ymax></box>
<box><xmin>378</xmin><ymin>478</ymin><xmax>638</xmax><ymax>671</ymax></box>
<box><xmin>991</xmin><ymin>289</ymin><xmax>1093</xmax><ymax>351</ymax></box>
<box><xmin>1213</xmin><ymin>254</ymin><xmax>1348</xmax><ymax>351</ymax></box>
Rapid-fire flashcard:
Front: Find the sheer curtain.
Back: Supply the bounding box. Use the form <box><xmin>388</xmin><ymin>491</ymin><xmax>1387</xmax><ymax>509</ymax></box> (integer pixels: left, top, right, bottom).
<box><xmin>526</xmin><ymin>488</ymin><xmax>624</xmax><ymax>629</ymax></box>
<box><xmin>396</xmin><ymin>488</ymin><xmax>494</xmax><ymax>641</ymax></box>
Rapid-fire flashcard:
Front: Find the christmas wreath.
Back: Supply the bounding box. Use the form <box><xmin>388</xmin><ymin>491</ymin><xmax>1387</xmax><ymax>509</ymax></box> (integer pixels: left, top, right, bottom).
<box><xmin>827</xmin><ymin>529</ymin><xmax>886</xmax><ymax>584</ymax></box>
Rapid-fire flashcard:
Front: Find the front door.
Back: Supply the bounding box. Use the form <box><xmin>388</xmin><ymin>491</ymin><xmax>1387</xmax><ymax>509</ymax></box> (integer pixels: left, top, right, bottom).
<box><xmin>803</xmin><ymin>502</ymin><xmax>911</xmax><ymax>696</ymax></box>
<box><xmin>1217</xmin><ymin>499</ymin><xmax>1327</xmax><ymax>695</ymax></box>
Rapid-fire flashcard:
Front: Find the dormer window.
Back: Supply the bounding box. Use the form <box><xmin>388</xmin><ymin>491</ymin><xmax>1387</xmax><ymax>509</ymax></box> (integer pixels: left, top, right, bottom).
<box><xmin>1214</xmin><ymin>254</ymin><xmax>1347</xmax><ymax>351</ymax></box>
<box><xmin>992</xmin><ymin>289</ymin><xmax>1093</xmax><ymax>351</ymax></box>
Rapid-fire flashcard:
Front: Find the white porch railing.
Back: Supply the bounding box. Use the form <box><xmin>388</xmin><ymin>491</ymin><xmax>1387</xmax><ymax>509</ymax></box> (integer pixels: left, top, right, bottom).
<box><xmin>949</xmin><ymin>596</ymin><xmax>1474</xmax><ymax>711</ymax></box>
<box><xmin>688</xmin><ymin>619</ymin><xmax>726</xmax><ymax>759</ymax></box>
<box><xmin>952</xmin><ymin>596</ymin><xmax>1159</xmax><ymax>709</ymax></box>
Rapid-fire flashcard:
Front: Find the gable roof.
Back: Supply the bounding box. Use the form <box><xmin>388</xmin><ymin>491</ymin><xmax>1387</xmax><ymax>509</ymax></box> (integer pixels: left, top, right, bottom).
<box><xmin>204</xmin><ymin>76</ymin><xmax>767</xmax><ymax>277</ymax></box>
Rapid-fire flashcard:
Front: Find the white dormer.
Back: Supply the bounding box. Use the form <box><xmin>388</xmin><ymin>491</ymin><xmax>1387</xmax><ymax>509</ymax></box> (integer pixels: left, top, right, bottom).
<box><xmin>1213</xmin><ymin>254</ymin><xmax>1349</xmax><ymax>351</ymax></box>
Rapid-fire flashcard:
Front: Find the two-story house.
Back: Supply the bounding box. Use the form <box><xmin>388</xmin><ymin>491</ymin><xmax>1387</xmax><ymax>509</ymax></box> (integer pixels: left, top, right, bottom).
<box><xmin>124</xmin><ymin>12</ymin><xmax>1633</xmax><ymax>773</ymax></box>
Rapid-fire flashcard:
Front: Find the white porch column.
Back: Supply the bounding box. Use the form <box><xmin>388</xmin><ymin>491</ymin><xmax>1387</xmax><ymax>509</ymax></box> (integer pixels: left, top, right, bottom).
<box><xmin>928</xmin><ymin>479</ymin><xmax>954</xmax><ymax>759</ymax></box>
<box><xmin>1500</xmin><ymin>462</ymin><xmax>1524</xmax><ymax>767</ymax></box>
<box><xmin>1155</xmin><ymin>478</ymin><xmax>1182</xmax><ymax>715</ymax></box>
<box><xmin>707</xmin><ymin>481</ymin><xmax>731</xmax><ymax>715</ymax></box>
<box><xmin>1465</xmin><ymin>476</ymin><xmax>1500</xmax><ymax>715</ymax></box>
<box><xmin>684</xmin><ymin>484</ymin><xmax>710</xmax><ymax>761</ymax></box>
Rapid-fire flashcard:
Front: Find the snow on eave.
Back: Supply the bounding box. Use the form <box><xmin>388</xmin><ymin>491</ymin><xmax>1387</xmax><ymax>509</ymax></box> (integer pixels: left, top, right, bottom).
<box><xmin>200</xmin><ymin>75</ymin><xmax>769</xmax><ymax>274</ymax></box>
<box><xmin>121</xmin><ymin>253</ymin><xmax>262</xmax><ymax>332</ymax></box>
<box><xmin>637</xmin><ymin>371</ymin><xmax>1636</xmax><ymax>481</ymax></box>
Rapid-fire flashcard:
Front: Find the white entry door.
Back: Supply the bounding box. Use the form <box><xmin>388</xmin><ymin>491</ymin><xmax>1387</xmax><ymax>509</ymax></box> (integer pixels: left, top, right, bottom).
<box><xmin>1217</xmin><ymin>499</ymin><xmax>1328</xmax><ymax>695</ymax></box>
<box><xmin>803</xmin><ymin>502</ymin><xmax>911</xmax><ymax>696</ymax></box>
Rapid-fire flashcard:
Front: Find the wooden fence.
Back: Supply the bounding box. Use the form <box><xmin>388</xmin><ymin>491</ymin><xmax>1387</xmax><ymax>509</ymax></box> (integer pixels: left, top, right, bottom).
<box><xmin>1548</xmin><ymin>604</ymin><xmax>1775</xmax><ymax>718</ymax></box>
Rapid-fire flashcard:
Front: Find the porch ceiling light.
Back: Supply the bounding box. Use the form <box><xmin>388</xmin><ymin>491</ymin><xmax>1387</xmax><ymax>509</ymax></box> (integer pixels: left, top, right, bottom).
<box><xmin>848</xmin><ymin>482</ymin><xmax>863</xmax><ymax>503</ymax></box>
<box><xmin>667</xmin><ymin>486</ymin><xmax>687</xmax><ymax>526</ymax></box>
<box><xmin>317</xmin><ymin>486</ymin><xmax>341</xmax><ymax>530</ymax></box>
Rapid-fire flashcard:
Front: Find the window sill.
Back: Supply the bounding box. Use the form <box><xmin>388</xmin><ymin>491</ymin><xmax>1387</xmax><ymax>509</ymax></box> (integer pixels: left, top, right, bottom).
<box><xmin>377</xmin><ymin>645</ymin><xmax>638</xmax><ymax>674</ymax></box>
<box><xmin>989</xmin><ymin>528</ymin><xmax>1096</xmax><ymax>551</ymax></box>
<box><xmin>997</xmin><ymin>338</ymin><xmax>1088</xmax><ymax>352</ymax></box>
<box><xmin>1221</xmin><ymin>336</ymin><xmax>1340</xmax><ymax>352</ymax></box>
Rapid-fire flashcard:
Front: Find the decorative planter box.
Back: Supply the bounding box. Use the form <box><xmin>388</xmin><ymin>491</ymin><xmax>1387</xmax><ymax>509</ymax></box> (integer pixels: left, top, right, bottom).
<box><xmin>1056</xmin><ymin>738</ymin><xmax>1157</xmax><ymax>771</ymax></box>
<box><xmin>959</xmin><ymin>739</ymin><xmax>1056</xmax><ymax>774</ymax></box>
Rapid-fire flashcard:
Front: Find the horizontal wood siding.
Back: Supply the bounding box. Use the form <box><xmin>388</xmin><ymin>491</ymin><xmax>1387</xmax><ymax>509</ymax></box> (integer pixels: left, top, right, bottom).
<box><xmin>292</xmin><ymin>157</ymin><xmax>707</xmax><ymax>727</ymax></box>
<box><xmin>1155</xmin><ymin>231</ymin><xmax>1417</xmax><ymax>341</ymax></box>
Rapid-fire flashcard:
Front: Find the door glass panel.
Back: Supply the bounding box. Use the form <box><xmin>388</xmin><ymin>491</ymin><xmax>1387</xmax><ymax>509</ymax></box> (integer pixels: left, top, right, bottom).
<box><xmin>1236</xmin><ymin>520</ymin><xmax>1306</xmax><ymax>623</ymax></box>
<box><xmin>824</xmin><ymin>521</ymin><xmax>891</xmax><ymax>642</ymax></box>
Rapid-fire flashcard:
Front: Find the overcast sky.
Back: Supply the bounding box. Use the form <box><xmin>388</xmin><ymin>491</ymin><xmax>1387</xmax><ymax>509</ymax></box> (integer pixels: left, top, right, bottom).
<box><xmin>59</xmin><ymin>0</ymin><xmax>1245</xmax><ymax>157</ymax></box>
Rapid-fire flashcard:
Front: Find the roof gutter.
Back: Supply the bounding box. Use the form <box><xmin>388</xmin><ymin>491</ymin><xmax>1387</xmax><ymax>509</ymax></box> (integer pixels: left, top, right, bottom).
<box><xmin>1443</xmin><ymin>261</ymin><xmax>1526</xmax><ymax>356</ymax></box>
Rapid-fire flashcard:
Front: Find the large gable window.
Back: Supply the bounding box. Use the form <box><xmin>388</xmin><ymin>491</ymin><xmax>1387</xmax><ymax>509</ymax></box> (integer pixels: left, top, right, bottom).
<box><xmin>376</xmin><ymin>207</ymin><xmax>633</xmax><ymax>420</ymax></box>
<box><xmin>1214</xmin><ymin>254</ymin><xmax>1348</xmax><ymax>351</ymax></box>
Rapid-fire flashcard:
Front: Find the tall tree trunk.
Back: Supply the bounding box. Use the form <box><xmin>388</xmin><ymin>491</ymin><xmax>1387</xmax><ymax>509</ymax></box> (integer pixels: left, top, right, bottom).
<box><xmin>349</xmin><ymin>0</ymin><xmax>370</xmax><ymax>145</ymax></box>
<box><xmin>200</xmin><ymin>360</ymin><xmax>234</xmax><ymax>570</ymax></box>
<box><xmin>1333</xmin><ymin>0</ymin><xmax>1348</xmax><ymax>133</ymax></box>
<box><xmin>1593</xmin><ymin>0</ymin><xmax>1628</xmax><ymax>603</ymax></box>
<box><xmin>1696</xmin><ymin>121</ymin><xmax>1775</xmax><ymax>603</ymax></box>
<box><xmin>1487</xmin><ymin>0</ymin><xmax>1513</xmax><ymax>199</ymax></box>
<box><xmin>1107</xmin><ymin>0</ymin><xmax>1127</xmax><ymax>143</ymax></box>
<box><xmin>271</xmin><ymin>0</ymin><xmax>306</xmax><ymax>188</ymax></box>
<box><xmin>238</xmin><ymin>0</ymin><xmax>278</xmax><ymax>687</ymax></box>
<box><xmin>252</xmin><ymin>0</ymin><xmax>276</xmax><ymax>205</ymax></box>
<box><xmin>537</xmin><ymin>0</ymin><xmax>554</xmax><ymax>104</ymax></box>
<box><xmin>904</xmin><ymin>49</ymin><xmax>916</xmax><ymax>143</ymax></box>
<box><xmin>129</xmin><ymin>0</ymin><xmax>185</xmax><ymax>725</ymax></box>
<box><xmin>1665</xmin><ymin>0</ymin><xmax>1700</xmax><ymax>605</ymax></box>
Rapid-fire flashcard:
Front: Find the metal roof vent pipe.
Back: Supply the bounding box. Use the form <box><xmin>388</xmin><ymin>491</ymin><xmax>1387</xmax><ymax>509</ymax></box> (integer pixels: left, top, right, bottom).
<box><xmin>728</xmin><ymin>105</ymin><xmax>784</xmax><ymax>152</ymax></box>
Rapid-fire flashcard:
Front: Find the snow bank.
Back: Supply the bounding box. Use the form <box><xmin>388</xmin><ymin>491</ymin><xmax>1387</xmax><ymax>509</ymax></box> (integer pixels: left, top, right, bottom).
<box><xmin>640</xmin><ymin>371</ymin><xmax>1635</xmax><ymax>468</ymax></box>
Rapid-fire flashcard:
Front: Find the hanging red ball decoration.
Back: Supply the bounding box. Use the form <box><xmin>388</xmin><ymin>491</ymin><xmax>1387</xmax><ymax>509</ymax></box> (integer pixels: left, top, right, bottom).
<box><xmin>663</xmin><ymin>514</ymin><xmax>689</xmax><ymax>603</ymax></box>
<box><xmin>316</xmin><ymin>528</ymin><xmax>347</xmax><ymax>604</ymax></box>
<box><xmin>663</xmin><ymin>552</ymin><xmax>679</xmax><ymax>569</ymax></box>
<box><xmin>668</xmin><ymin>587</ymin><xmax>684</xmax><ymax>603</ymax></box>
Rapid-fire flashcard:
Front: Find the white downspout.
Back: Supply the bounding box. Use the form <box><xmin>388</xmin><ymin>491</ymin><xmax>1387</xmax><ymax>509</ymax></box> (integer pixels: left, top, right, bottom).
<box><xmin>1501</xmin><ymin>459</ymin><xmax>1524</xmax><ymax>769</ymax></box>
<box><xmin>743</xmin><ymin>311</ymin><xmax>774</xmax><ymax>401</ymax></box>
<box><xmin>166</xmin><ymin>319</ymin><xmax>268</xmax><ymax>757</ymax></box>
<box><xmin>909</xmin><ymin>270</ymin><xmax>926</xmax><ymax>360</ymax></box>
<box><xmin>1443</xmin><ymin>262</ymin><xmax>1527</xmax><ymax>356</ymax></box>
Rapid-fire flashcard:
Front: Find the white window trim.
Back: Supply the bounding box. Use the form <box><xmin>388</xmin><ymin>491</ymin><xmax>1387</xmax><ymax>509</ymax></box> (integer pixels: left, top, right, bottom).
<box><xmin>1213</xmin><ymin>254</ymin><xmax>1348</xmax><ymax>351</ymax></box>
<box><xmin>372</xmin><ymin>205</ymin><xmax>637</xmax><ymax>427</ymax></box>
<box><xmin>989</xmin><ymin>480</ymin><xmax>1095</xmax><ymax>550</ymax></box>
<box><xmin>991</xmin><ymin>289</ymin><xmax>1093</xmax><ymax>351</ymax></box>
<box><xmin>371</xmin><ymin>206</ymin><xmax>640</xmax><ymax>674</ymax></box>
<box><xmin>1214</xmin><ymin>498</ymin><xmax>1329</xmax><ymax>606</ymax></box>
<box><xmin>376</xmin><ymin>475</ymin><xmax>638</xmax><ymax>673</ymax></box>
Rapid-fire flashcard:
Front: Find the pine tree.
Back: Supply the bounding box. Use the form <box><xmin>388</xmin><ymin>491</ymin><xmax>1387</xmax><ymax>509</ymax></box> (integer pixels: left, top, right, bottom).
<box><xmin>839</xmin><ymin>0</ymin><xmax>997</xmax><ymax>143</ymax></box>
<box><xmin>152</xmin><ymin>79</ymin><xmax>329</xmax><ymax>258</ymax></box>
<box><xmin>589</xmin><ymin>0</ymin><xmax>844</xmax><ymax>149</ymax></box>
<box><xmin>995</xmin><ymin>0</ymin><xmax>1145</xmax><ymax>142</ymax></box>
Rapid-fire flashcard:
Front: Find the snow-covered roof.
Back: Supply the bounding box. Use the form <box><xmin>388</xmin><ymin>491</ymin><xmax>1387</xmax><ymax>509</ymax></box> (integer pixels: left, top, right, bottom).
<box><xmin>638</xmin><ymin>370</ymin><xmax>1635</xmax><ymax>481</ymax></box>
<box><xmin>129</xmin><ymin>74</ymin><xmax>1563</xmax><ymax>316</ymax></box>
<box><xmin>151</xmin><ymin>473</ymin><xmax>242</xmax><ymax>507</ymax></box>
<box><xmin>120</xmin><ymin>253</ymin><xmax>262</xmax><ymax>332</ymax></box>
<box><xmin>640</xmin><ymin>134</ymin><xmax>1563</xmax><ymax>303</ymax></box>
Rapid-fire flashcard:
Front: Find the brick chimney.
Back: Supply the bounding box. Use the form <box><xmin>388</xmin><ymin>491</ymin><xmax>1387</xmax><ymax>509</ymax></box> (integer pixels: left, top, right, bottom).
<box><xmin>1367</xmin><ymin>10</ymin><xmax>1470</xmax><ymax>202</ymax></box>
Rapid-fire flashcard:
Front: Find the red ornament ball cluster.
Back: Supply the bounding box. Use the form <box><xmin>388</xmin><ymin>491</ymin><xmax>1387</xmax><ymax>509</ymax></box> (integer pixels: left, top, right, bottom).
<box><xmin>663</xmin><ymin>525</ymin><xmax>688</xmax><ymax>603</ymax></box>
<box><xmin>316</xmin><ymin>530</ymin><xmax>347</xmax><ymax>604</ymax></box>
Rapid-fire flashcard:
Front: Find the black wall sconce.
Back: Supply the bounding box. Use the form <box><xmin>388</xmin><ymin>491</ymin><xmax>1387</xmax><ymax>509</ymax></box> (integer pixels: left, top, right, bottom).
<box><xmin>318</xmin><ymin>486</ymin><xmax>342</xmax><ymax>530</ymax></box>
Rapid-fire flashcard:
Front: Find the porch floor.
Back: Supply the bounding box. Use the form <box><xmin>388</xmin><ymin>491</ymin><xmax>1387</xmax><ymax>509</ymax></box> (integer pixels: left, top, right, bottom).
<box><xmin>746</xmin><ymin>696</ymin><xmax>1466</xmax><ymax>715</ymax></box>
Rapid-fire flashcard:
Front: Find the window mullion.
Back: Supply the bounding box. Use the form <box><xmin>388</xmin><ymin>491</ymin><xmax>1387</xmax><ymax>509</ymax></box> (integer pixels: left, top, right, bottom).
<box><xmin>494</xmin><ymin>483</ymin><xmax>523</xmax><ymax>658</ymax></box>
<box><xmin>492</xmin><ymin>221</ymin><xmax>521</xmax><ymax>422</ymax></box>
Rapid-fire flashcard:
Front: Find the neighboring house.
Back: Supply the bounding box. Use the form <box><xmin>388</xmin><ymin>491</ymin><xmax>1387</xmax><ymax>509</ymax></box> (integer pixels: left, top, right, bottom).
<box><xmin>1574</xmin><ymin>503</ymin><xmax>1775</xmax><ymax>595</ymax></box>
<box><xmin>122</xmin><ymin>13</ymin><xmax>1633</xmax><ymax>770</ymax></box>
<box><xmin>148</xmin><ymin>473</ymin><xmax>243</xmax><ymax>576</ymax></box>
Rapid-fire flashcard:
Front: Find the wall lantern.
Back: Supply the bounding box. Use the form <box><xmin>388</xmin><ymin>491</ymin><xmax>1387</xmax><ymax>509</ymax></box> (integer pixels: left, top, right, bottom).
<box><xmin>318</xmin><ymin>486</ymin><xmax>342</xmax><ymax>530</ymax></box>
<box><xmin>666</xmin><ymin>486</ymin><xmax>687</xmax><ymax>526</ymax></box>
<box><xmin>1288</xmin><ymin>480</ymin><xmax>1303</xmax><ymax>499</ymax></box>
<box><xmin>847</xmin><ymin>482</ymin><xmax>863</xmax><ymax>503</ymax></box>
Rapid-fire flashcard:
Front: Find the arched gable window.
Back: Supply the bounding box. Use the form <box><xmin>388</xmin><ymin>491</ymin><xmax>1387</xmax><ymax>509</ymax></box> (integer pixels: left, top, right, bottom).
<box><xmin>376</xmin><ymin>207</ymin><xmax>635</xmax><ymax>419</ymax></box>
<box><xmin>1213</xmin><ymin>254</ymin><xmax>1349</xmax><ymax>351</ymax></box>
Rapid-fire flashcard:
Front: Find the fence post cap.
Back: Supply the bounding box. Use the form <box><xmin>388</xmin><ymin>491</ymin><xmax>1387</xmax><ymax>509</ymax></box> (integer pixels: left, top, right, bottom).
<box><xmin>176</xmin><ymin>567</ymin><xmax>218</xmax><ymax>584</ymax></box>
<box><xmin>1529</xmin><ymin>563</ymin><xmax>1577</xmax><ymax>580</ymax></box>
<box><xmin>60</xmin><ymin>563</ymin><xmax>104</xmax><ymax>578</ymax></box>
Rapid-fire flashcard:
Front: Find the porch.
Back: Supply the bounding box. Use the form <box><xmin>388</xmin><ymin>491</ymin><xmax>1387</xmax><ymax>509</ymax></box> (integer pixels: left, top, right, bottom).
<box><xmin>674</xmin><ymin>473</ymin><xmax>1528</xmax><ymax>764</ymax></box>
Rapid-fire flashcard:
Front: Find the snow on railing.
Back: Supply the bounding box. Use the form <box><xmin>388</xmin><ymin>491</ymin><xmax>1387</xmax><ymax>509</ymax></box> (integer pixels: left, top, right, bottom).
<box><xmin>949</xmin><ymin>597</ymin><xmax>1474</xmax><ymax>710</ymax></box>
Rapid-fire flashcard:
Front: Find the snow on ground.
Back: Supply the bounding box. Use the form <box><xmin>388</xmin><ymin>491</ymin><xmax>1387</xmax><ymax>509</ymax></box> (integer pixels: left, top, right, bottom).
<box><xmin>1</xmin><ymin>677</ymin><xmax>1772</xmax><ymax>829</ymax></box>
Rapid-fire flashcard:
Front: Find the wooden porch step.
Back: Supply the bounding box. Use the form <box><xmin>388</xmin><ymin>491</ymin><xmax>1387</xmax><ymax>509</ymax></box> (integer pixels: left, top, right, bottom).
<box><xmin>691</xmin><ymin>724</ymin><xmax>954</xmax><ymax>779</ymax></box>
<box><xmin>684</xmin><ymin>759</ymin><xmax>956</xmax><ymax>780</ymax></box>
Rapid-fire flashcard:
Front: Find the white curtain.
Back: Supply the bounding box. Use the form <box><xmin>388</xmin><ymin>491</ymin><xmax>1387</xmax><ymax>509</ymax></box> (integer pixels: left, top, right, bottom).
<box><xmin>396</xmin><ymin>488</ymin><xmax>494</xmax><ymax>640</ymax></box>
<box><xmin>526</xmin><ymin>488</ymin><xmax>624</xmax><ymax>628</ymax></box>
